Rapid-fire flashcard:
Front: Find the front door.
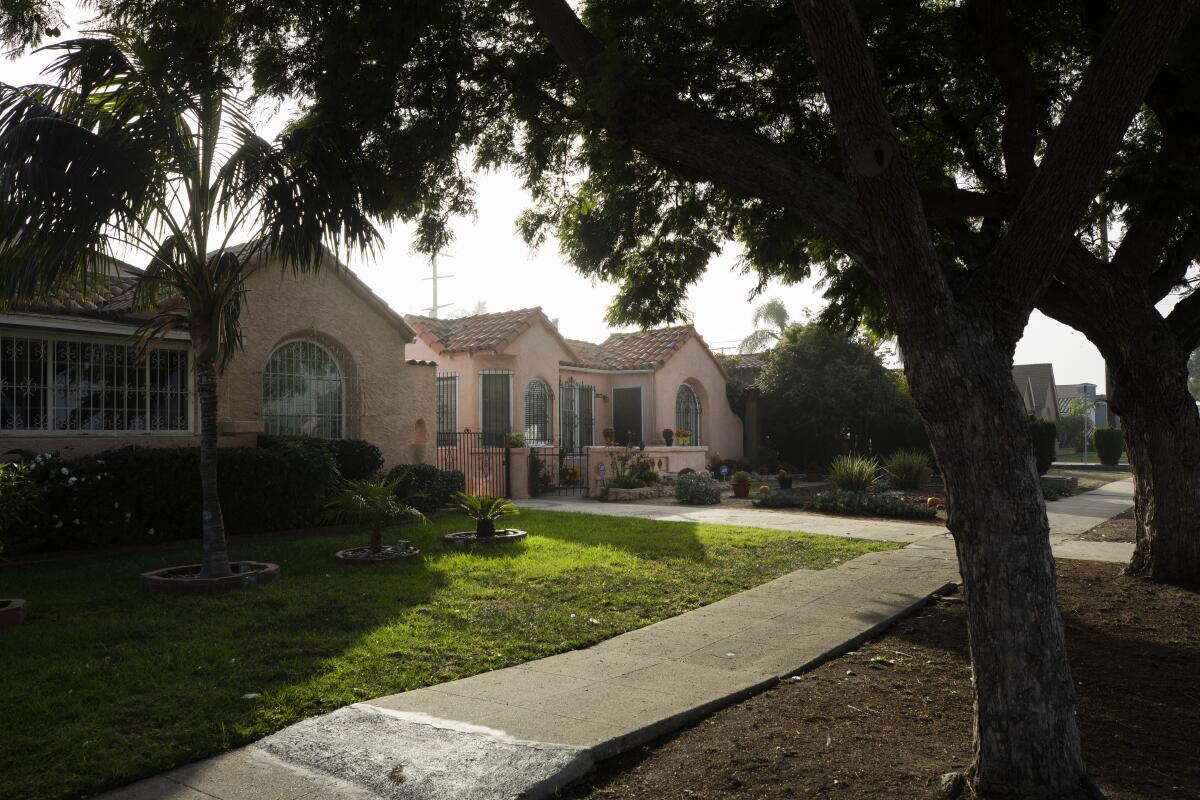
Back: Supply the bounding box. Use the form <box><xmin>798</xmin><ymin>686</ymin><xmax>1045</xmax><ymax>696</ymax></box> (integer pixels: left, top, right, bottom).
<box><xmin>612</xmin><ymin>387</ymin><xmax>642</xmax><ymax>446</ymax></box>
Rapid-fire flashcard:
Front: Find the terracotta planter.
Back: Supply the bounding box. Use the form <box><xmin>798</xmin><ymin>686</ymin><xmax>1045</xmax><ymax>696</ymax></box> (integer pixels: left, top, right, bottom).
<box><xmin>140</xmin><ymin>561</ymin><xmax>280</xmax><ymax>595</ymax></box>
<box><xmin>0</xmin><ymin>598</ymin><xmax>27</xmax><ymax>628</ymax></box>
<box><xmin>733</xmin><ymin>482</ymin><xmax>751</xmax><ymax>498</ymax></box>
<box><xmin>443</xmin><ymin>529</ymin><xmax>527</xmax><ymax>548</ymax></box>
<box><xmin>335</xmin><ymin>544</ymin><xmax>421</xmax><ymax>563</ymax></box>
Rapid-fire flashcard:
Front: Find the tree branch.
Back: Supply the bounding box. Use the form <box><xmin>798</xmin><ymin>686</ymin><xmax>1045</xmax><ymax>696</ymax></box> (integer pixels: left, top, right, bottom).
<box><xmin>518</xmin><ymin>0</ymin><xmax>874</xmax><ymax>268</ymax></box>
<box><xmin>966</xmin><ymin>0</ymin><xmax>1039</xmax><ymax>191</ymax></box>
<box><xmin>965</xmin><ymin>0</ymin><xmax>1198</xmax><ymax>337</ymax></box>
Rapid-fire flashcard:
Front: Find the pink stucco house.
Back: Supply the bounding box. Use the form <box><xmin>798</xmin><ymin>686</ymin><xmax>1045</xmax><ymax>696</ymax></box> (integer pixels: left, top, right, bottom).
<box><xmin>403</xmin><ymin>308</ymin><xmax>744</xmax><ymax>462</ymax></box>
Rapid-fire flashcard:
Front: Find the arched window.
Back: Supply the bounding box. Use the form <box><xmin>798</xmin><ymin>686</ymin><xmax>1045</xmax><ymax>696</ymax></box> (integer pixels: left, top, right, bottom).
<box><xmin>262</xmin><ymin>340</ymin><xmax>344</xmax><ymax>438</ymax></box>
<box><xmin>524</xmin><ymin>379</ymin><xmax>552</xmax><ymax>445</ymax></box>
<box><xmin>675</xmin><ymin>384</ymin><xmax>701</xmax><ymax>445</ymax></box>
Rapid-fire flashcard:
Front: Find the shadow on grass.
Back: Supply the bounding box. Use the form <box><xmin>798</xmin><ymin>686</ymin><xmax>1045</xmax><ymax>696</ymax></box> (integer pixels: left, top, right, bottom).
<box><xmin>0</xmin><ymin>526</ymin><xmax>448</xmax><ymax>800</ymax></box>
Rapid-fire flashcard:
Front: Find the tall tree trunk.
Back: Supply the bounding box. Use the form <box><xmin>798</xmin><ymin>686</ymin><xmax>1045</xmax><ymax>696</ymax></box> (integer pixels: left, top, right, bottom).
<box><xmin>1109</xmin><ymin>339</ymin><xmax>1200</xmax><ymax>584</ymax></box>
<box><xmin>370</xmin><ymin>523</ymin><xmax>382</xmax><ymax>553</ymax></box>
<box><xmin>196</xmin><ymin>356</ymin><xmax>232</xmax><ymax>579</ymax></box>
<box><xmin>903</xmin><ymin>332</ymin><xmax>1098</xmax><ymax>800</ymax></box>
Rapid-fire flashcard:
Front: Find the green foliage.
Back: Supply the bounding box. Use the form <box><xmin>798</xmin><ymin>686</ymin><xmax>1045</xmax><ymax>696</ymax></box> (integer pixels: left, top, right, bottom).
<box><xmin>385</xmin><ymin>464</ymin><xmax>466</xmax><ymax>514</ymax></box>
<box><xmin>608</xmin><ymin>447</ymin><xmax>656</xmax><ymax>489</ymax></box>
<box><xmin>674</xmin><ymin>470</ymin><xmax>722</xmax><ymax>505</ymax></box>
<box><xmin>257</xmin><ymin>435</ymin><xmax>383</xmax><ymax>481</ymax></box>
<box><xmin>828</xmin><ymin>454</ymin><xmax>880</xmax><ymax>493</ymax></box>
<box><xmin>454</xmin><ymin>492</ymin><xmax>519</xmax><ymax>537</ymax></box>
<box><xmin>0</xmin><ymin>460</ymin><xmax>40</xmax><ymax>542</ymax></box>
<box><xmin>9</xmin><ymin>446</ymin><xmax>341</xmax><ymax>554</ymax></box>
<box><xmin>807</xmin><ymin>490</ymin><xmax>938</xmax><ymax>520</ymax></box>
<box><xmin>1028</xmin><ymin>415</ymin><xmax>1058</xmax><ymax>476</ymax></box>
<box><xmin>323</xmin><ymin>477</ymin><xmax>426</xmax><ymax>551</ymax></box>
<box><xmin>528</xmin><ymin>451</ymin><xmax>554</xmax><ymax>497</ymax></box>
<box><xmin>756</xmin><ymin>325</ymin><xmax>926</xmax><ymax>468</ymax></box>
<box><xmin>1092</xmin><ymin>427</ymin><xmax>1125</xmax><ymax>466</ymax></box>
<box><xmin>883</xmin><ymin>449</ymin><xmax>932</xmax><ymax>491</ymax></box>
<box><xmin>1056</xmin><ymin>398</ymin><xmax>1089</xmax><ymax>451</ymax></box>
<box><xmin>732</xmin><ymin>470</ymin><xmax>752</xmax><ymax>484</ymax></box>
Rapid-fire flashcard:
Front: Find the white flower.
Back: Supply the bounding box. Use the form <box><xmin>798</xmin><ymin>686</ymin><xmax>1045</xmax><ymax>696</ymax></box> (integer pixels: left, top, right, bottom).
<box><xmin>125</xmin><ymin>512</ymin><xmax>132</xmax><ymax>520</ymax></box>
<box><xmin>113</xmin><ymin>502</ymin><xmax>120</xmax><ymax>509</ymax></box>
<box><xmin>55</xmin><ymin>521</ymin><xmax>63</xmax><ymax>528</ymax></box>
<box><xmin>73</xmin><ymin>518</ymin><xmax>80</xmax><ymax>525</ymax></box>
<box><xmin>68</xmin><ymin>477</ymin><xmax>78</xmax><ymax>485</ymax></box>
<box><xmin>60</xmin><ymin>467</ymin><xmax>69</xmax><ymax>476</ymax></box>
<box><xmin>148</xmin><ymin>528</ymin><xmax>155</xmax><ymax>536</ymax></box>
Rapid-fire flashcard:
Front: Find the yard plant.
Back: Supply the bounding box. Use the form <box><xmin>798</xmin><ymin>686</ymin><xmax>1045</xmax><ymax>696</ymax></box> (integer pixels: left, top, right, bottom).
<box><xmin>1092</xmin><ymin>428</ymin><xmax>1125</xmax><ymax>467</ymax></box>
<box><xmin>828</xmin><ymin>455</ymin><xmax>880</xmax><ymax>494</ymax></box>
<box><xmin>454</xmin><ymin>493</ymin><xmax>519</xmax><ymax>537</ymax></box>
<box><xmin>0</xmin><ymin>510</ymin><xmax>898</xmax><ymax>800</ymax></box>
<box><xmin>324</xmin><ymin>478</ymin><xmax>426</xmax><ymax>553</ymax></box>
<box><xmin>0</xmin><ymin>32</ymin><xmax>379</xmax><ymax>579</ymax></box>
<box><xmin>883</xmin><ymin>450</ymin><xmax>933</xmax><ymax>491</ymax></box>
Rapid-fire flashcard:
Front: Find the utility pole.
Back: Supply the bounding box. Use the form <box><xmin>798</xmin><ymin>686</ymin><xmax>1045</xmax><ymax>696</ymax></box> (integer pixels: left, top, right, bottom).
<box><xmin>422</xmin><ymin>252</ymin><xmax>454</xmax><ymax>318</ymax></box>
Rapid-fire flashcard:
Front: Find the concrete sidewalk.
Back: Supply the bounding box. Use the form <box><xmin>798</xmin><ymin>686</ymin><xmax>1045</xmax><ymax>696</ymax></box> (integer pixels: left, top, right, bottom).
<box><xmin>99</xmin><ymin>545</ymin><xmax>960</xmax><ymax>800</ymax></box>
<box><xmin>97</xmin><ymin>482</ymin><xmax>1132</xmax><ymax>800</ymax></box>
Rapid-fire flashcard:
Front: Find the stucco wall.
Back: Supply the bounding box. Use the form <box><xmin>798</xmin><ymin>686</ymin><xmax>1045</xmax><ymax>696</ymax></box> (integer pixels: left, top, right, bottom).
<box><xmin>652</xmin><ymin>336</ymin><xmax>743</xmax><ymax>461</ymax></box>
<box><xmin>1</xmin><ymin>261</ymin><xmax>436</xmax><ymax>468</ymax></box>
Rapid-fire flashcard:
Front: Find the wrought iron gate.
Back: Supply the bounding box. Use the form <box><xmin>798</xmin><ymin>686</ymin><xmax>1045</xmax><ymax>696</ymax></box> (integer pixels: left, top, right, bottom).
<box><xmin>436</xmin><ymin>430</ymin><xmax>509</xmax><ymax>497</ymax></box>
<box><xmin>529</xmin><ymin>442</ymin><xmax>590</xmax><ymax>497</ymax></box>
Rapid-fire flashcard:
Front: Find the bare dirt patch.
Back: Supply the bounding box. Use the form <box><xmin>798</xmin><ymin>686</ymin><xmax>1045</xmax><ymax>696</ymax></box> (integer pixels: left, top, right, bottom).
<box><xmin>568</xmin><ymin>560</ymin><xmax>1200</xmax><ymax>800</ymax></box>
<box><xmin>1080</xmin><ymin>507</ymin><xmax>1136</xmax><ymax>543</ymax></box>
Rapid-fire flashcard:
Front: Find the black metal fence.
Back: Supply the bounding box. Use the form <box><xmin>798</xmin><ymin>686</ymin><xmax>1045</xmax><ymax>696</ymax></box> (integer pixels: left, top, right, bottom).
<box><xmin>529</xmin><ymin>440</ymin><xmax>590</xmax><ymax>497</ymax></box>
<box><xmin>436</xmin><ymin>430</ymin><xmax>509</xmax><ymax>497</ymax></box>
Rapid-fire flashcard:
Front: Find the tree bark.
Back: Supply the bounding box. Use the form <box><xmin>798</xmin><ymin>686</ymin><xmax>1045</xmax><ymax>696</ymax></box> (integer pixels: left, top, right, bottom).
<box><xmin>901</xmin><ymin>321</ymin><xmax>1100</xmax><ymax>800</ymax></box>
<box><xmin>370</xmin><ymin>523</ymin><xmax>383</xmax><ymax>553</ymax></box>
<box><xmin>196</xmin><ymin>355</ymin><xmax>232</xmax><ymax>579</ymax></box>
<box><xmin>1108</xmin><ymin>338</ymin><xmax>1200</xmax><ymax>584</ymax></box>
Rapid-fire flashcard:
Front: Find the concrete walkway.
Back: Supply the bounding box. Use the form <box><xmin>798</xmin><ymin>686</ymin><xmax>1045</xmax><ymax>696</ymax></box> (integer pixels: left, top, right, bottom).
<box><xmin>97</xmin><ymin>482</ymin><xmax>1133</xmax><ymax>800</ymax></box>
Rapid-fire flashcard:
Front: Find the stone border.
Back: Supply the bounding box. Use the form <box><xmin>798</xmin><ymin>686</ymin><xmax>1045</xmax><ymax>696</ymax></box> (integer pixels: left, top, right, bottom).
<box><xmin>335</xmin><ymin>545</ymin><xmax>422</xmax><ymax>563</ymax></box>
<box><xmin>140</xmin><ymin>561</ymin><xmax>281</xmax><ymax>595</ymax></box>
<box><xmin>442</xmin><ymin>530</ymin><xmax>528</xmax><ymax>548</ymax></box>
<box><xmin>0</xmin><ymin>598</ymin><xmax>27</xmax><ymax>628</ymax></box>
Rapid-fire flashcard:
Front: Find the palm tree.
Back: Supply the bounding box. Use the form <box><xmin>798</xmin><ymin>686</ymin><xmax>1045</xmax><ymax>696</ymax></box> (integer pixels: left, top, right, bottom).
<box><xmin>0</xmin><ymin>33</ymin><xmax>380</xmax><ymax>578</ymax></box>
<box><xmin>324</xmin><ymin>478</ymin><xmax>426</xmax><ymax>554</ymax></box>
<box><xmin>738</xmin><ymin>297</ymin><xmax>790</xmax><ymax>354</ymax></box>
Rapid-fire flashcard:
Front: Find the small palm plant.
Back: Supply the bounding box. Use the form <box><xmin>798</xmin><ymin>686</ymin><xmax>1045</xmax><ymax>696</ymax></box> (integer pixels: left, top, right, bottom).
<box><xmin>324</xmin><ymin>478</ymin><xmax>426</xmax><ymax>554</ymax></box>
<box><xmin>454</xmin><ymin>492</ymin><xmax>519</xmax><ymax>538</ymax></box>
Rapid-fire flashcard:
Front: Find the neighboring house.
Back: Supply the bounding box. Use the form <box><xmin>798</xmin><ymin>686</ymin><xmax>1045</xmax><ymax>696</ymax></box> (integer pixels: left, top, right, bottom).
<box><xmin>404</xmin><ymin>307</ymin><xmax>744</xmax><ymax>460</ymax></box>
<box><xmin>0</xmin><ymin>252</ymin><xmax>436</xmax><ymax>466</ymax></box>
<box><xmin>1057</xmin><ymin>382</ymin><xmax>1097</xmax><ymax>420</ymax></box>
<box><xmin>1013</xmin><ymin>363</ymin><xmax>1060</xmax><ymax>422</ymax></box>
<box><xmin>721</xmin><ymin>351</ymin><xmax>768</xmax><ymax>464</ymax></box>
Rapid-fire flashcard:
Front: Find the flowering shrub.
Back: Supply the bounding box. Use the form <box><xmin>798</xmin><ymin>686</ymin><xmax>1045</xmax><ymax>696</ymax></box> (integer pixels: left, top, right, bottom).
<box><xmin>675</xmin><ymin>470</ymin><xmax>721</xmax><ymax>505</ymax></box>
<box><xmin>9</xmin><ymin>445</ymin><xmax>340</xmax><ymax>554</ymax></box>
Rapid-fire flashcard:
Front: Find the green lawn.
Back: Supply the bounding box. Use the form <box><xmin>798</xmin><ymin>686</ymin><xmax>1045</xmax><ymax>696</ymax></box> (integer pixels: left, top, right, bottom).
<box><xmin>1054</xmin><ymin>450</ymin><xmax>1127</xmax><ymax>464</ymax></box>
<box><xmin>0</xmin><ymin>509</ymin><xmax>896</xmax><ymax>800</ymax></box>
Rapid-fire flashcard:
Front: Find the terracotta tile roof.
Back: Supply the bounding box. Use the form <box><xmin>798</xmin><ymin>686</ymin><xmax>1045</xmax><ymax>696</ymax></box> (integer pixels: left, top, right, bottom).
<box><xmin>13</xmin><ymin>260</ymin><xmax>153</xmax><ymax>323</ymax></box>
<box><xmin>405</xmin><ymin>307</ymin><xmax>553</xmax><ymax>355</ymax></box>
<box><xmin>727</xmin><ymin>351</ymin><xmax>769</xmax><ymax>373</ymax></box>
<box><xmin>563</xmin><ymin>325</ymin><xmax>704</xmax><ymax>371</ymax></box>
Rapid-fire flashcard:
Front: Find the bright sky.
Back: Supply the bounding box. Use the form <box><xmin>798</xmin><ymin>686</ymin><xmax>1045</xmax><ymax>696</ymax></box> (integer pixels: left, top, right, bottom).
<box><xmin>0</xmin><ymin>11</ymin><xmax>1115</xmax><ymax>390</ymax></box>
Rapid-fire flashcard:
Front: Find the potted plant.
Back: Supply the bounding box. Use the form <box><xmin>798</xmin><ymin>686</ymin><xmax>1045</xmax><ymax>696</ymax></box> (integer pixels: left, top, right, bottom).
<box><xmin>323</xmin><ymin>477</ymin><xmax>425</xmax><ymax>562</ymax></box>
<box><xmin>508</xmin><ymin>432</ymin><xmax>527</xmax><ymax>448</ymax></box>
<box><xmin>675</xmin><ymin>428</ymin><xmax>692</xmax><ymax>446</ymax></box>
<box><xmin>602</xmin><ymin>427</ymin><xmax>616</xmax><ymax>446</ymax></box>
<box><xmin>732</xmin><ymin>470</ymin><xmax>753</xmax><ymax>498</ymax></box>
<box><xmin>0</xmin><ymin>460</ymin><xmax>39</xmax><ymax>627</ymax></box>
<box><xmin>662</xmin><ymin>428</ymin><xmax>674</xmax><ymax>446</ymax></box>
<box><xmin>444</xmin><ymin>493</ymin><xmax>526</xmax><ymax>545</ymax></box>
<box><xmin>777</xmin><ymin>468</ymin><xmax>793</xmax><ymax>491</ymax></box>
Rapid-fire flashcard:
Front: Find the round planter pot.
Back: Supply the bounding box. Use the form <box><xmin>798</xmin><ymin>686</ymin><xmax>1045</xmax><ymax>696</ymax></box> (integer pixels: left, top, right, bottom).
<box><xmin>732</xmin><ymin>482</ymin><xmax>751</xmax><ymax>498</ymax></box>
<box><xmin>442</xmin><ymin>529</ymin><xmax>527</xmax><ymax>548</ymax></box>
<box><xmin>0</xmin><ymin>598</ymin><xmax>28</xmax><ymax>628</ymax></box>
<box><xmin>140</xmin><ymin>561</ymin><xmax>280</xmax><ymax>595</ymax></box>
<box><xmin>336</xmin><ymin>544</ymin><xmax>421</xmax><ymax>563</ymax></box>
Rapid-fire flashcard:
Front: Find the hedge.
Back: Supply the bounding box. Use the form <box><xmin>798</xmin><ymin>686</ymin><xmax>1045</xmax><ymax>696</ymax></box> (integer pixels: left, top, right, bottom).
<box><xmin>1028</xmin><ymin>415</ymin><xmax>1057</xmax><ymax>476</ymax></box>
<box><xmin>386</xmin><ymin>463</ymin><xmax>466</xmax><ymax>514</ymax></box>
<box><xmin>1092</xmin><ymin>427</ymin><xmax>1124</xmax><ymax>466</ymax></box>
<box><xmin>257</xmin><ymin>435</ymin><xmax>383</xmax><ymax>480</ymax></box>
<box><xmin>11</xmin><ymin>443</ymin><xmax>338</xmax><ymax>554</ymax></box>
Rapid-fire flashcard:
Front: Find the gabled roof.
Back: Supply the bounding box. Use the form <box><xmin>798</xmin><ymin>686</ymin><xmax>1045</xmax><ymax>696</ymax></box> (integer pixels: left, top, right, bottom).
<box><xmin>405</xmin><ymin>307</ymin><xmax>579</xmax><ymax>359</ymax></box>
<box><xmin>563</xmin><ymin>324</ymin><xmax>728</xmax><ymax>377</ymax></box>
<box><xmin>725</xmin><ymin>351</ymin><xmax>769</xmax><ymax>374</ymax></box>
<box><xmin>1013</xmin><ymin>363</ymin><xmax>1058</xmax><ymax>418</ymax></box>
